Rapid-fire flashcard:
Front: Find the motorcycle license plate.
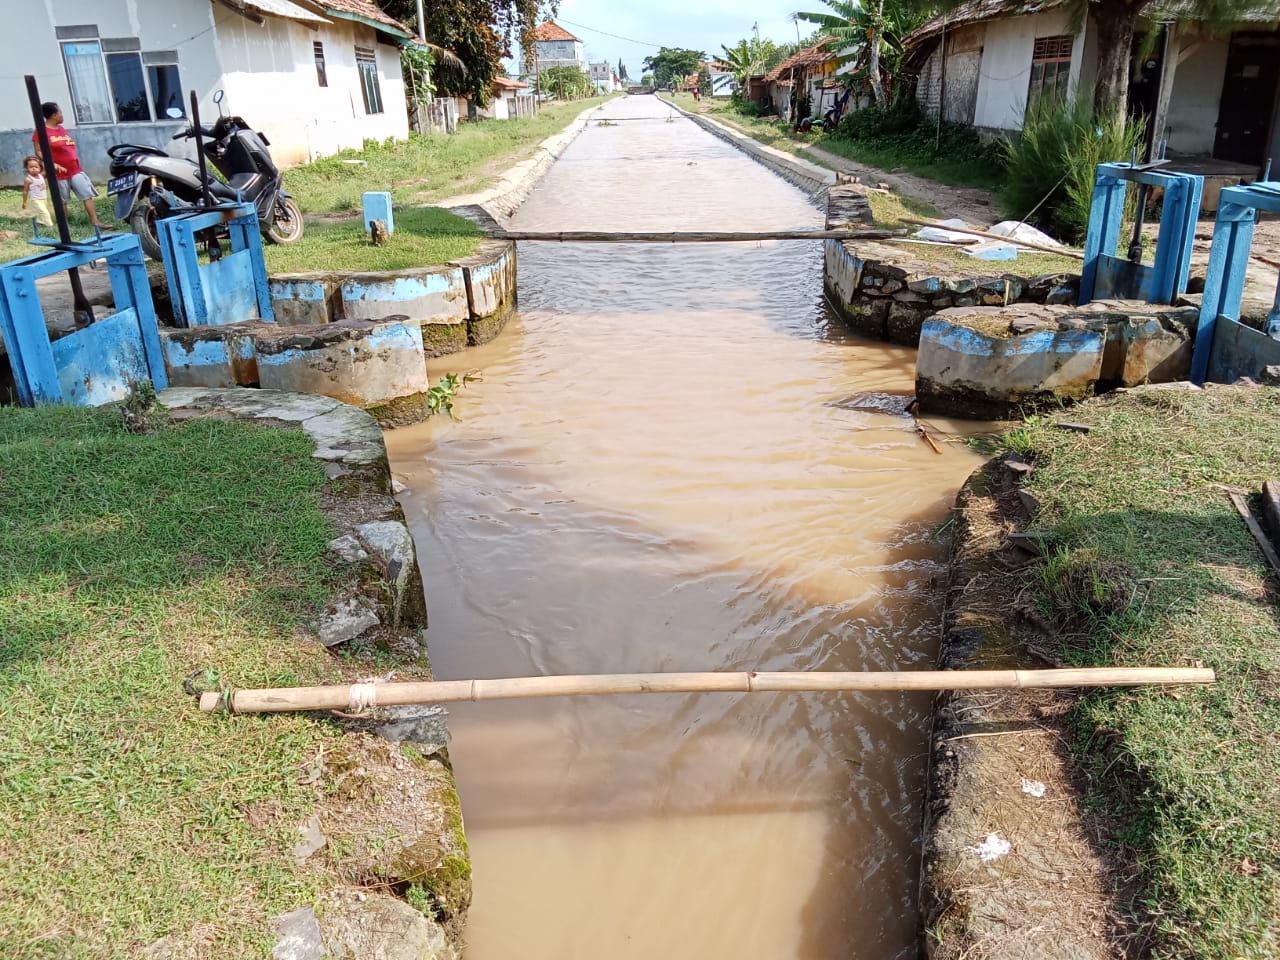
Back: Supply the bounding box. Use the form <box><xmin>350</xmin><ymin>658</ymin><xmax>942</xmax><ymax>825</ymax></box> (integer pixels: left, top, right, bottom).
<box><xmin>107</xmin><ymin>173</ymin><xmax>137</xmax><ymax>195</ymax></box>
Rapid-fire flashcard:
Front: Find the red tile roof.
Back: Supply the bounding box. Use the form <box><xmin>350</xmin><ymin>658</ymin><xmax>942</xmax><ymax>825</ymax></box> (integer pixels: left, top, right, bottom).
<box><xmin>531</xmin><ymin>21</ymin><xmax>581</xmax><ymax>42</ymax></box>
<box><xmin>493</xmin><ymin>76</ymin><xmax>530</xmax><ymax>89</ymax></box>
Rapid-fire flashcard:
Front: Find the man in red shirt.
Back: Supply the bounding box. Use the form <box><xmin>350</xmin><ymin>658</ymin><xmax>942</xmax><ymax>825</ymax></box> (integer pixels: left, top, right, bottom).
<box><xmin>32</xmin><ymin>102</ymin><xmax>103</xmax><ymax>229</ymax></box>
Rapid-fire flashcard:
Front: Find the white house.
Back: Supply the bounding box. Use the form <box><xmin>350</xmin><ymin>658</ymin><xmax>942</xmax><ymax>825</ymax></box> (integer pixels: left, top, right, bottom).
<box><xmin>1</xmin><ymin>0</ymin><xmax>415</xmax><ymax>187</ymax></box>
<box><xmin>588</xmin><ymin>61</ymin><xmax>620</xmax><ymax>94</ymax></box>
<box><xmin>903</xmin><ymin>0</ymin><xmax>1280</xmax><ymax>172</ymax></box>
<box><xmin>521</xmin><ymin>21</ymin><xmax>587</xmax><ymax>91</ymax></box>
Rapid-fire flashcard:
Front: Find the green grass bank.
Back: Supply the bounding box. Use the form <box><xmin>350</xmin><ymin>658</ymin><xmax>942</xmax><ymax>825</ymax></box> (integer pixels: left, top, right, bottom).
<box><xmin>0</xmin><ymin>406</ymin><xmax>347</xmax><ymax>955</ymax></box>
<box><xmin>1001</xmin><ymin>385</ymin><xmax>1280</xmax><ymax>958</ymax></box>
<box><xmin>662</xmin><ymin>92</ymin><xmax>1001</xmax><ymax>194</ymax></box>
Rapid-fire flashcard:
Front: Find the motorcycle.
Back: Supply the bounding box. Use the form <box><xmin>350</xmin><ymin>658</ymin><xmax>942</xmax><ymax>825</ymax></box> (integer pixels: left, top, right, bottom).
<box><xmin>106</xmin><ymin>90</ymin><xmax>303</xmax><ymax>261</ymax></box>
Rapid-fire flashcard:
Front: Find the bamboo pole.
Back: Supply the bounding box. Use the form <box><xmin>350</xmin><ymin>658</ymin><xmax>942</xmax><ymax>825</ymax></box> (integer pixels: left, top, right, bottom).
<box><xmin>895</xmin><ymin>217</ymin><xmax>1085</xmax><ymax>260</ymax></box>
<box><xmin>199</xmin><ymin>667</ymin><xmax>1215</xmax><ymax>714</ymax></box>
<box><xmin>496</xmin><ymin>229</ymin><xmax>905</xmax><ymax>243</ymax></box>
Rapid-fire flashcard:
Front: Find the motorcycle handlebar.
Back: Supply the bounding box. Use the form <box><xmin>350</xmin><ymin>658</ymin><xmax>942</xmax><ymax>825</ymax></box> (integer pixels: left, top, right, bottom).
<box><xmin>171</xmin><ymin>124</ymin><xmax>217</xmax><ymax>140</ymax></box>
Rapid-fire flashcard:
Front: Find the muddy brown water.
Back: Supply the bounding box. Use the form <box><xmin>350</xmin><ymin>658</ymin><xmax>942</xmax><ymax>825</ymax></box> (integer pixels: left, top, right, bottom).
<box><xmin>385</xmin><ymin>96</ymin><xmax>992</xmax><ymax>960</ymax></box>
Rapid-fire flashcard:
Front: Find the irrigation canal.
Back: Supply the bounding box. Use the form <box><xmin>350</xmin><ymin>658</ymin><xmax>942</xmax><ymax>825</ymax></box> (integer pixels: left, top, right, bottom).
<box><xmin>385</xmin><ymin>95</ymin><xmax>992</xmax><ymax>960</ymax></box>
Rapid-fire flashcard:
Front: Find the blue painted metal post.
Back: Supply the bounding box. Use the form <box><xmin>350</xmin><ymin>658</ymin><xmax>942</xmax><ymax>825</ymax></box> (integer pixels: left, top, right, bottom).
<box><xmin>0</xmin><ymin>234</ymin><xmax>167</xmax><ymax>406</ymax></box>
<box><xmin>1189</xmin><ymin>182</ymin><xmax>1280</xmax><ymax>384</ymax></box>
<box><xmin>363</xmin><ymin>191</ymin><xmax>394</xmax><ymax>235</ymax></box>
<box><xmin>1079</xmin><ymin>163</ymin><xmax>1203</xmax><ymax>306</ymax></box>
<box><xmin>1080</xmin><ymin>167</ymin><xmax>1127</xmax><ymax>301</ymax></box>
<box><xmin>156</xmin><ymin>203</ymin><xmax>275</xmax><ymax>327</ymax></box>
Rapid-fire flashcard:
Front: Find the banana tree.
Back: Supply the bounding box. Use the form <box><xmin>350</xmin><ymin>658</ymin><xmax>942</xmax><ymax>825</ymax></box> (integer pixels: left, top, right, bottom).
<box><xmin>795</xmin><ymin>0</ymin><xmax>925</xmax><ymax>106</ymax></box>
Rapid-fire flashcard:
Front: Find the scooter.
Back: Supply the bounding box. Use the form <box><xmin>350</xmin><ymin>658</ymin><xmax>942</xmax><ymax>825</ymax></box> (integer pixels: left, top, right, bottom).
<box><xmin>106</xmin><ymin>90</ymin><xmax>303</xmax><ymax>261</ymax></box>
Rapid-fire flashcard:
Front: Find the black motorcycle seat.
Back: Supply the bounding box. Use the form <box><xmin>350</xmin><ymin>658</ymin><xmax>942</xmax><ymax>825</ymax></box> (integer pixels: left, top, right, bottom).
<box><xmin>227</xmin><ymin>172</ymin><xmax>265</xmax><ymax>198</ymax></box>
<box><xmin>108</xmin><ymin>143</ymin><xmax>168</xmax><ymax>158</ymax></box>
<box><xmin>209</xmin><ymin>180</ymin><xmax>238</xmax><ymax>200</ymax></box>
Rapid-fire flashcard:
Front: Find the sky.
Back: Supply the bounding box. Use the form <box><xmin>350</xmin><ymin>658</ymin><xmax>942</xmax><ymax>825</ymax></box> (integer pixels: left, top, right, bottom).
<box><xmin>510</xmin><ymin>0</ymin><xmax>818</xmax><ymax>77</ymax></box>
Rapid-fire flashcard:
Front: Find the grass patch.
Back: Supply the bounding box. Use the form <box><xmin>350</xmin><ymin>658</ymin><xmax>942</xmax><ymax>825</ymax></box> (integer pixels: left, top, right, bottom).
<box><xmin>0</xmin><ymin>405</ymin><xmax>349</xmax><ymax>956</ymax></box>
<box><xmin>284</xmin><ymin>97</ymin><xmax>615</xmax><ymax>213</ymax></box>
<box><xmin>815</xmin><ymin>135</ymin><xmax>1003</xmax><ymax>192</ymax></box>
<box><xmin>263</xmin><ymin>206</ymin><xmax>482</xmax><ymax>273</ymax></box>
<box><xmin>666</xmin><ymin>94</ymin><xmax>1004</xmax><ymax>192</ymax></box>
<box><xmin>0</xmin><ymin>189</ymin><xmax>100</xmax><ymax>265</ymax></box>
<box><xmin>1005</xmin><ymin>386</ymin><xmax>1280</xmax><ymax>958</ymax></box>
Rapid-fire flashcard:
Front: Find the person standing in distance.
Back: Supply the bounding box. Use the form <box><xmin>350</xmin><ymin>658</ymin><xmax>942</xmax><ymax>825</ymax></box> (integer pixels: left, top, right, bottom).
<box><xmin>32</xmin><ymin>102</ymin><xmax>103</xmax><ymax>229</ymax></box>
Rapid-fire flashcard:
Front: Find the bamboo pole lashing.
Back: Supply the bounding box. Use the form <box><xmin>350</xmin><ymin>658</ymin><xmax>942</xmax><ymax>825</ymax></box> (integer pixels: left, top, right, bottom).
<box><xmin>199</xmin><ymin>667</ymin><xmax>1216</xmax><ymax>714</ymax></box>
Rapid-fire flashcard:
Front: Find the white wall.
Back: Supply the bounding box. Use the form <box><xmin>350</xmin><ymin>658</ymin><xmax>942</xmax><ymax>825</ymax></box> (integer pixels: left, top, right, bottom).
<box><xmin>973</xmin><ymin>10</ymin><xmax>1085</xmax><ymax>131</ymax></box>
<box><xmin>213</xmin><ymin>10</ymin><xmax>408</xmax><ymax>166</ymax></box>
<box><xmin>1164</xmin><ymin>39</ymin><xmax>1229</xmax><ymax>156</ymax></box>
<box><xmin>1</xmin><ymin>0</ymin><xmax>227</xmax><ymax>184</ymax></box>
<box><xmin>1</xmin><ymin>0</ymin><xmax>408</xmax><ymax>185</ymax></box>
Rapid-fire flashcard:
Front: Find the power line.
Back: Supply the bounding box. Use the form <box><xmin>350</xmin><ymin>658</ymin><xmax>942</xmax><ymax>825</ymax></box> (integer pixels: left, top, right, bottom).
<box><xmin>555</xmin><ymin>17</ymin><xmax>665</xmax><ymax>49</ymax></box>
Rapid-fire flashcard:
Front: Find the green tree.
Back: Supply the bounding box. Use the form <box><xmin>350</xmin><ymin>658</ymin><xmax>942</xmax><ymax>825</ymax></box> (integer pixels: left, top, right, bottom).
<box><xmin>719</xmin><ymin>38</ymin><xmax>779</xmax><ymax>85</ymax></box>
<box><xmin>1080</xmin><ymin>0</ymin><xmax>1259</xmax><ymax>128</ymax></box>
<box><xmin>642</xmin><ymin>47</ymin><xmax>706</xmax><ymax>88</ymax></box>
<box><xmin>618</xmin><ymin>58</ymin><xmax>628</xmax><ymax>81</ymax></box>
<box><xmin>795</xmin><ymin>0</ymin><xmax>925</xmax><ymax>106</ymax></box>
<box><xmin>378</xmin><ymin>0</ymin><xmax>552</xmax><ymax>104</ymax></box>
<box><xmin>540</xmin><ymin>65</ymin><xmax>594</xmax><ymax>99</ymax></box>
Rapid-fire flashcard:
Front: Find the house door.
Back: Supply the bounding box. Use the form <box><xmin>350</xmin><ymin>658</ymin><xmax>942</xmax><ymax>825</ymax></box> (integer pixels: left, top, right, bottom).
<box><xmin>1213</xmin><ymin>31</ymin><xmax>1280</xmax><ymax>166</ymax></box>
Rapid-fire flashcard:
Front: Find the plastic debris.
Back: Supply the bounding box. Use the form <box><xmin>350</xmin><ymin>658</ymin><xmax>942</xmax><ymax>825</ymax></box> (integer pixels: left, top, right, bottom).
<box><xmin>973</xmin><ymin>834</ymin><xmax>1012</xmax><ymax>862</ymax></box>
<box><xmin>964</xmin><ymin>240</ymin><xmax>1018</xmax><ymax>261</ymax></box>
<box><xmin>1021</xmin><ymin>778</ymin><xmax>1047</xmax><ymax>798</ymax></box>
<box><xmin>987</xmin><ymin>220</ymin><xmax>1064</xmax><ymax>248</ymax></box>
<box><xmin>913</xmin><ymin>218</ymin><xmax>977</xmax><ymax>244</ymax></box>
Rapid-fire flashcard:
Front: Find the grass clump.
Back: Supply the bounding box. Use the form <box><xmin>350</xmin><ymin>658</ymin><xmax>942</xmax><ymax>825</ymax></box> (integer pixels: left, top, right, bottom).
<box><xmin>1009</xmin><ymin>386</ymin><xmax>1280</xmax><ymax>958</ymax></box>
<box><xmin>1001</xmin><ymin>97</ymin><xmax>1145</xmax><ymax>243</ymax></box>
<box><xmin>0</xmin><ymin>405</ymin><xmax>345</xmax><ymax>956</ymax></box>
<box><xmin>826</xmin><ymin>99</ymin><xmax>1006</xmax><ymax>190</ymax></box>
<box><xmin>264</xmin><ymin>206</ymin><xmax>482</xmax><ymax>273</ymax></box>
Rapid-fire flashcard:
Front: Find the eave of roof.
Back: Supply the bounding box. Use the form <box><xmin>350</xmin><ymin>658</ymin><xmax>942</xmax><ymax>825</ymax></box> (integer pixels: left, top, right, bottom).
<box><xmin>307</xmin><ymin>0</ymin><xmax>415</xmax><ymax>41</ymax></box>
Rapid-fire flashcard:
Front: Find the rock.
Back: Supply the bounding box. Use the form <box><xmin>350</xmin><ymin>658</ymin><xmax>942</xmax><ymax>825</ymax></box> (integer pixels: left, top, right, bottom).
<box><xmin>273</xmin><ymin>907</ymin><xmax>325</xmax><ymax>960</ymax></box>
<box><xmin>1263</xmin><ymin>365</ymin><xmax>1280</xmax><ymax>386</ymax></box>
<box><xmin>328</xmin><ymin>534</ymin><xmax>369</xmax><ymax>565</ymax></box>
<box><xmin>1010</xmin><ymin>318</ymin><xmax>1054</xmax><ymax>335</ymax></box>
<box><xmin>318</xmin><ymin>891</ymin><xmax>457</xmax><ymax>960</ymax></box>
<box><xmin>293</xmin><ymin>814</ymin><xmax>327</xmax><ymax>864</ymax></box>
<box><xmin>392</xmin><ymin>479</ymin><xmax>408</xmax><ymax>494</ymax></box>
<box><xmin>1018</xmin><ymin>489</ymin><xmax>1042</xmax><ymax>517</ymax></box>
<box><xmin>320</xmin><ymin>597</ymin><xmax>381</xmax><ymax>647</ymax></box>
<box><xmin>372</xmin><ymin>704</ymin><xmax>452</xmax><ymax>753</ymax></box>
<box><xmin>140</xmin><ymin>937</ymin><xmax>178</xmax><ymax>959</ymax></box>
<box><xmin>356</xmin><ymin>520</ymin><xmax>418</xmax><ymax>625</ymax></box>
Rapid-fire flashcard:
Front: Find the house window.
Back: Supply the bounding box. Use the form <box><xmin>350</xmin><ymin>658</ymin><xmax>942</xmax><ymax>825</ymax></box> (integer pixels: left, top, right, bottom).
<box><xmin>104</xmin><ymin>41</ymin><xmax>151</xmax><ymax>122</ymax></box>
<box><xmin>58</xmin><ymin>30</ymin><xmax>183</xmax><ymax>123</ymax></box>
<box><xmin>356</xmin><ymin>46</ymin><xmax>383</xmax><ymax>114</ymax></box>
<box><xmin>145</xmin><ymin>53</ymin><xmax>185</xmax><ymax>119</ymax></box>
<box><xmin>314</xmin><ymin>41</ymin><xmax>328</xmax><ymax>87</ymax></box>
<box><xmin>60</xmin><ymin>41</ymin><xmax>114</xmax><ymax>124</ymax></box>
<box><xmin>1028</xmin><ymin>35</ymin><xmax>1073</xmax><ymax>114</ymax></box>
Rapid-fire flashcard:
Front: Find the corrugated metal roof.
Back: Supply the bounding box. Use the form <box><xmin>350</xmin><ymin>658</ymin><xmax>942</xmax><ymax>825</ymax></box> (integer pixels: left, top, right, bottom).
<box><xmin>221</xmin><ymin>0</ymin><xmax>331</xmax><ymax>25</ymax></box>
<box><xmin>765</xmin><ymin>41</ymin><xmax>836</xmax><ymax>83</ymax></box>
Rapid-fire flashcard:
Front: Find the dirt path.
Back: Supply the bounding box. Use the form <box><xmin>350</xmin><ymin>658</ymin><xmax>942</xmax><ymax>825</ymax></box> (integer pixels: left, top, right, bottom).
<box><xmin>803</xmin><ymin>143</ymin><xmax>1001</xmax><ymax>228</ymax></box>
